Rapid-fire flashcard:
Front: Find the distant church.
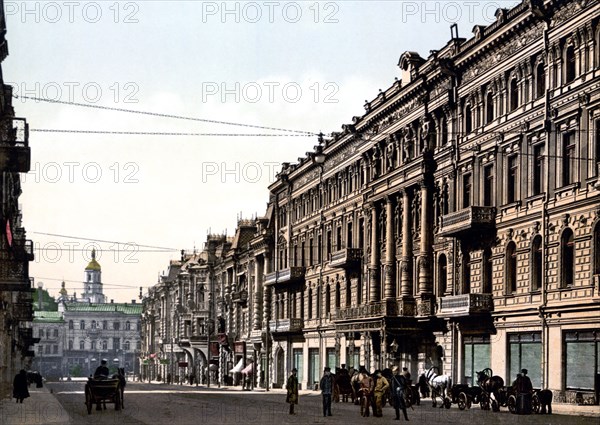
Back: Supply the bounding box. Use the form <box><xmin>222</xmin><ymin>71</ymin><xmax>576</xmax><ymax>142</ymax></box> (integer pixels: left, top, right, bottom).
<box><xmin>33</xmin><ymin>249</ymin><xmax>142</xmax><ymax>379</ymax></box>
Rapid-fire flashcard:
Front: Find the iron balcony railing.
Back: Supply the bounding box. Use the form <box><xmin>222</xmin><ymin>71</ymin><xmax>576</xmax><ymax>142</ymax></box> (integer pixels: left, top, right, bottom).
<box><xmin>437</xmin><ymin>293</ymin><xmax>494</xmax><ymax>317</ymax></box>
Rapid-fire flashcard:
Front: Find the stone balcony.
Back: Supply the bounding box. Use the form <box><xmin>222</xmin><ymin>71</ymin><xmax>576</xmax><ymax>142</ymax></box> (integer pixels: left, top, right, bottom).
<box><xmin>336</xmin><ymin>300</ymin><xmax>398</xmax><ymax>321</ymax></box>
<box><xmin>438</xmin><ymin>206</ymin><xmax>496</xmax><ymax>237</ymax></box>
<box><xmin>264</xmin><ymin>267</ymin><xmax>305</xmax><ymax>285</ymax></box>
<box><xmin>231</xmin><ymin>290</ymin><xmax>248</xmax><ymax>304</ymax></box>
<box><xmin>329</xmin><ymin>248</ymin><xmax>363</xmax><ymax>269</ymax></box>
<box><xmin>0</xmin><ymin>117</ymin><xmax>31</xmax><ymax>173</ymax></box>
<box><xmin>437</xmin><ymin>293</ymin><xmax>494</xmax><ymax>318</ymax></box>
<box><xmin>269</xmin><ymin>318</ymin><xmax>304</xmax><ymax>334</ymax></box>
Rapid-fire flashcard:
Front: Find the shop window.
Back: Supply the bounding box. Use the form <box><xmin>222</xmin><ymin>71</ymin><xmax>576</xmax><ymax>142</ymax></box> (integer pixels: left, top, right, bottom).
<box><xmin>293</xmin><ymin>348</ymin><xmax>304</xmax><ymax>383</ymax></box>
<box><xmin>326</xmin><ymin>347</ymin><xmax>337</xmax><ymax>369</ymax></box>
<box><xmin>463</xmin><ymin>336</ymin><xmax>490</xmax><ymax>386</ymax></box>
<box><xmin>509</xmin><ymin>333</ymin><xmax>542</xmax><ymax>388</ymax></box>
<box><xmin>308</xmin><ymin>348</ymin><xmax>320</xmax><ymax>387</ymax></box>
<box><xmin>564</xmin><ymin>331</ymin><xmax>600</xmax><ymax>390</ymax></box>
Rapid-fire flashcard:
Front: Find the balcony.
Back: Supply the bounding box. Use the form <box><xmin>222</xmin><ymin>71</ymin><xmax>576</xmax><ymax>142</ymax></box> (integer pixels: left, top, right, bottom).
<box><xmin>13</xmin><ymin>239</ymin><xmax>34</xmax><ymax>262</ymax></box>
<box><xmin>438</xmin><ymin>206</ymin><xmax>496</xmax><ymax>238</ymax></box>
<box><xmin>269</xmin><ymin>318</ymin><xmax>304</xmax><ymax>334</ymax></box>
<box><xmin>330</xmin><ymin>248</ymin><xmax>363</xmax><ymax>269</ymax></box>
<box><xmin>264</xmin><ymin>267</ymin><xmax>305</xmax><ymax>285</ymax></box>
<box><xmin>0</xmin><ymin>118</ymin><xmax>31</xmax><ymax>173</ymax></box>
<box><xmin>231</xmin><ymin>289</ymin><xmax>248</xmax><ymax>304</ymax></box>
<box><xmin>336</xmin><ymin>301</ymin><xmax>393</xmax><ymax>321</ymax></box>
<box><xmin>193</xmin><ymin>301</ymin><xmax>210</xmax><ymax>313</ymax></box>
<box><xmin>437</xmin><ymin>293</ymin><xmax>494</xmax><ymax>318</ymax></box>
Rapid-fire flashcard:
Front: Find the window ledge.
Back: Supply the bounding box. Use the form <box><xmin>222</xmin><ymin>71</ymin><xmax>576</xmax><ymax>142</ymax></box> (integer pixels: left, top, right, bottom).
<box><xmin>499</xmin><ymin>201</ymin><xmax>521</xmax><ymax>214</ymax></box>
<box><xmin>555</xmin><ymin>182</ymin><xmax>580</xmax><ymax>197</ymax></box>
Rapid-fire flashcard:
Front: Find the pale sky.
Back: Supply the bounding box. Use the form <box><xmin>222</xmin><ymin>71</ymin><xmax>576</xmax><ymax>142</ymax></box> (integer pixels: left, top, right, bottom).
<box><xmin>4</xmin><ymin>0</ymin><xmax>520</xmax><ymax>302</ymax></box>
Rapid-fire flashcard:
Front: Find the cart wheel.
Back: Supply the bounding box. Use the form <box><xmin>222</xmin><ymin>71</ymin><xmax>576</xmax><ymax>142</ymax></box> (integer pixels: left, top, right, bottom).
<box><xmin>115</xmin><ymin>391</ymin><xmax>121</xmax><ymax>411</ymax></box>
<box><xmin>458</xmin><ymin>392</ymin><xmax>468</xmax><ymax>410</ymax></box>
<box><xmin>531</xmin><ymin>393</ymin><xmax>541</xmax><ymax>414</ymax></box>
<box><xmin>491</xmin><ymin>399</ymin><xmax>500</xmax><ymax>412</ymax></box>
<box><xmin>508</xmin><ymin>395</ymin><xmax>517</xmax><ymax>414</ymax></box>
<box><xmin>85</xmin><ymin>388</ymin><xmax>92</xmax><ymax>415</ymax></box>
<box><xmin>444</xmin><ymin>397</ymin><xmax>451</xmax><ymax>409</ymax></box>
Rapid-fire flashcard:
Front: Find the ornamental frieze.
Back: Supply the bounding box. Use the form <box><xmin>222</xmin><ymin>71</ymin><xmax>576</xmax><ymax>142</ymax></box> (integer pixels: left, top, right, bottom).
<box><xmin>463</xmin><ymin>24</ymin><xmax>544</xmax><ymax>84</ymax></box>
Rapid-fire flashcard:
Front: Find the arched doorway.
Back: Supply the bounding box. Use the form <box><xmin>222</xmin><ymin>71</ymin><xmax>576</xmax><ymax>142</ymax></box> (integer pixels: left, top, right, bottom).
<box><xmin>276</xmin><ymin>347</ymin><xmax>285</xmax><ymax>388</ymax></box>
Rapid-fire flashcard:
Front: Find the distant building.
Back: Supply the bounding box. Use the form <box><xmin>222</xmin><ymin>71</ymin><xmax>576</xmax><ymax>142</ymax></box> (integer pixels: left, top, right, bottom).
<box><xmin>32</xmin><ymin>252</ymin><xmax>142</xmax><ymax>378</ymax></box>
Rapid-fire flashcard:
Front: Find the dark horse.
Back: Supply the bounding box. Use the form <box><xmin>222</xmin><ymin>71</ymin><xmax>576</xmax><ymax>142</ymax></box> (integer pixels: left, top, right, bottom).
<box><xmin>476</xmin><ymin>368</ymin><xmax>504</xmax><ymax>412</ymax></box>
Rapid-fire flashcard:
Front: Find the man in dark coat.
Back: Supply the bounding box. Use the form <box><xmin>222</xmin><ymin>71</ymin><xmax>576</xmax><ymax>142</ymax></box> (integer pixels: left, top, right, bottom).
<box><xmin>391</xmin><ymin>367</ymin><xmax>409</xmax><ymax>421</ymax></box>
<box><xmin>94</xmin><ymin>359</ymin><xmax>109</xmax><ymax>379</ymax></box>
<box><xmin>13</xmin><ymin>370</ymin><xmax>30</xmax><ymax>403</ymax></box>
<box><xmin>286</xmin><ymin>368</ymin><xmax>299</xmax><ymax>414</ymax></box>
<box><xmin>320</xmin><ymin>367</ymin><xmax>335</xmax><ymax>417</ymax></box>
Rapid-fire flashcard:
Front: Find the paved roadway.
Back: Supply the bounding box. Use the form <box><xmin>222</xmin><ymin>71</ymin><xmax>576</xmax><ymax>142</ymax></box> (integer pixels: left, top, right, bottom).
<box><xmin>1</xmin><ymin>381</ymin><xmax>599</xmax><ymax>425</ymax></box>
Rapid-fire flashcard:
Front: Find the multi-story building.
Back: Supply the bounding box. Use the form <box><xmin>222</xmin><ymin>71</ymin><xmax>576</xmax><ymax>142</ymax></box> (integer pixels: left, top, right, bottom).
<box><xmin>0</xmin><ymin>0</ymin><xmax>36</xmax><ymax>398</ymax></box>
<box><xmin>31</xmin><ymin>309</ymin><xmax>64</xmax><ymax>380</ymax></box>
<box><xmin>143</xmin><ymin>0</ymin><xmax>600</xmax><ymax>403</ymax></box>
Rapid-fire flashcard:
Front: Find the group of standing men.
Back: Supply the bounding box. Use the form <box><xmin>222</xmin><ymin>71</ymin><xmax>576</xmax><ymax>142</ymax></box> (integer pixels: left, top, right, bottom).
<box><xmin>286</xmin><ymin>365</ymin><xmax>411</xmax><ymax>420</ymax></box>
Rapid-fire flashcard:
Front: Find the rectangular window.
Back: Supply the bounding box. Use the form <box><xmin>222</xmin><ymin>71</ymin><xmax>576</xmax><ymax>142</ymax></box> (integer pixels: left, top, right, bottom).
<box><xmin>336</xmin><ymin>227</ymin><xmax>342</xmax><ymax>251</ymax></box>
<box><xmin>463</xmin><ymin>336</ymin><xmax>491</xmax><ymax>386</ymax></box>
<box><xmin>462</xmin><ymin>173</ymin><xmax>472</xmax><ymax>208</ymax></box>
<box><xmin>301</xmin><ymin>241</ymin><xmax>306</xmax><ymax>267</ymax></box>
<box><xmin>309</xmin><ymin>238</ymin><xmax>314</xmax><ymax>265</ymax></box>
<box><xmin>483</xmin><ymin>165</ymin><xmax>494</xmax><ymax>207</ymax></box>
<box><xmin>327</xmin><ymin>347</ymin><xmax>337</xmax><ymax>369</ymax></box>
<box><xmin>508</xmin><ymin>333</ymin><xmax>542</xmax><ymax>388</ymax></box>
<box><xmin>318</xmin><ymin>235</ymin><xmax>322</xmax><ymax>263</ymax></box>
<box><xmin>507</xmin><ymin>155</ymin><xmax>518</xmax><ymax>203</ymax></box>
<box><xmin>562</xmin><ymin>131</ymin><xmax>576</xmax><ymax>186</ymax></box>
<box><xmin>595</xmin><ymin>120</ymin><xmax>600</xmax><ymax>170</ymax></box>
<box><xmin>308</xmin><ymin>348</ymin><xmax>320</xmax><ymax>386</ymax></box>
<box><xmin>326</xmin><ymin>231</ymin><xmax>332</xmax><ymax>258</ymax></box>
<box><xmin>293</xmin><ymin>348</ymin><xmax>304</xmax><ymax>383</ymax></box>
<box><xmin>347</xmin><ymin>223</ymin><xmax>353</xmax><ymax>249</ymax></box>
<box><xmin>533</xmin><ymin>144</ymin><xmax>544</xmax><ymax>195</ymax></box>
<box><xmin>113</xmin><ymin>337</ymin><xmax>120</xmax><ymax>350</ymax></box>
<box><xmin>564</xmin><ymin>331</ymin><xmax>600</xmax><ymax>390</ymax></box>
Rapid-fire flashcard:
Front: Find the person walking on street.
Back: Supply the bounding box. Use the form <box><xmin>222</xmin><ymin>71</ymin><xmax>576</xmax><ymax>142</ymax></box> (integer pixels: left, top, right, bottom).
<box><xmin>320</xmin><ymin>366</ymin><xmax>335</xmax><ymax>417</ymax></box>
<box><xmin>392</xmin><ymin>367</ymin><xmax>410</xmax><ymax>421</ymax></box>
<box><xmin>13</xmin><ymin>370</ymin><xmax>29</xmax><ymax>403</ymax></box>
<box><xmin>286</xmin><ymin>368</ymin><xmax>299</xmax><ymax>415</ymax></box>
<box><xmin>373</xmin><ymin>370</ymin><xmax>389</xmax><ymax>417</ymax></box>
<box><xmin>517</xmin><ymin>368</ymin><xmax>533</xmax><ymax>414</ymax></box>
<box><xmin>358</xmin><ymin>367</ymin><xmax>374</xmax><ymax>417</ymax></box>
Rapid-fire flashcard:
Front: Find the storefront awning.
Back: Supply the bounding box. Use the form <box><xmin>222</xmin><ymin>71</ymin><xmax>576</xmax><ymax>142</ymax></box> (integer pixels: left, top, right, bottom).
<box><xmin>241</xmin><ymin>362</ymin><xmax>254</xmax><ymax>375</ymax></box>
<box><xmin>229</xmin><ymin>358</ymin><xmax>244</xmax><ymax>373</ymax></box>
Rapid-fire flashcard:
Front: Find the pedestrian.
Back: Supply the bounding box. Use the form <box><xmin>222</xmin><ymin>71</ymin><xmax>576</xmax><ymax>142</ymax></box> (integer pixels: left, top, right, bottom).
<box><xmin>391</xmin><ymin>367</ymin><xmax>409</xmax><ymax>421</ymax></box>
<box><xmin>516</xmin><ymin>368</ymin><xmax>533</xmax><ymax>414</ymax></box>
<box><xmin>13</xmin><ymin>370</ymin><xmax>29</xmax><ymax>403</ymax></box>
<box><xmin>358</xmin><ymin>367</ymin><xmax>374</xmax><ymax>417</ymax></box>
<box><xmin>320</xmin><ymin>366</ymin><xmax>335</xmax><ymax>417</ymax></box>
<box><xmin>373</xmin><ymin>370</ymin><xmax>389</xmax><ymax>417</ymax></box>
<box><xmin>286</xmin><ymin>368</ymin><xmax>299</xmax><ymax>415</ymax></box>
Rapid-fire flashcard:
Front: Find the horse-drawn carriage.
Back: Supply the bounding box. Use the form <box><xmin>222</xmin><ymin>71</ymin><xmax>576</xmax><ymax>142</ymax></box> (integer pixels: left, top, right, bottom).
<box><xmin>448</xmin><ymin>384</ymin><xmax>482</xmax><ymax>410</ymax></box>
<box><xmin>84</xmin><ymin>368</ymin><xmax>126</xmax><ymax>415</ymax></box>
<box><xmin>333</xmin><ymin>368</ymin><xmax>355</xmax><ymax>403</ymax></box>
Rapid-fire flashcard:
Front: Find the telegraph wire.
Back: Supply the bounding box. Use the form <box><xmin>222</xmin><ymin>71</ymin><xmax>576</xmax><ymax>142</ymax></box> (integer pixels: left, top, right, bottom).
<box><xmin>30</xmin><ymin>129</ymin><xmax>312</xmax><ymax>137</ymax></box>
<box><xmin>31</xmin><ymin>231</ymin><xmax>178</xmax><ymax>252</ymax></box>
<box><xmin>32</xmin><ymin>276</ymin><xmax>140</xmax><ymax>290</ymax></box>
<box><xmin>13</xmin><ymin>94</ymin><xmax>316</xmax><ymax>136</ymax></box>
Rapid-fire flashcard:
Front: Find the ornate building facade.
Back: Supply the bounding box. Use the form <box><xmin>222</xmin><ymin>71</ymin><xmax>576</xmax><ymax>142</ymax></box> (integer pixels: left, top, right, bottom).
<box><xmin>0</xmin><ymin>0</ymin><xmax>36</xmax><ymax>398</ymax></box>
<box><xmin>142</xmin><ymin>0</ymin><xmax>600</xmax><ymax>403</ymax></box>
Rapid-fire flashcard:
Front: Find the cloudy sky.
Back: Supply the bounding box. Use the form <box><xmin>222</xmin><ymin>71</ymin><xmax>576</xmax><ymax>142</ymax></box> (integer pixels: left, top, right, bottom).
<box><xmin>4</xmin><ymin>0</ymin><xmax>519</xmax><ymax>302</ymax></box>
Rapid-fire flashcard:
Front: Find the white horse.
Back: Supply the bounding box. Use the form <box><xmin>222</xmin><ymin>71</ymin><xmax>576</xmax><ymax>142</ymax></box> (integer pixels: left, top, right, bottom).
<box><xmin>425</xmin><ymin>367</ymin><xmax>452</xmax><ymax>408</ymax></box>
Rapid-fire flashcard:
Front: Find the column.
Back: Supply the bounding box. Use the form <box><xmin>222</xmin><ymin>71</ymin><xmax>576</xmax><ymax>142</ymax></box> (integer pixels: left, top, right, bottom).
<box><xmin>253</xmin><ymin>257</ymin><xmax>263</xmax><ymax>330</ymax></box>
<box><xmin>384</xmin><ymin>197</ymin><xmax>395</xmax><ymax>299</ymax></box>
<box><xmin>369</xmin><ymin>205</ymin><xmax>380</xmax><ymax>303</ymax></box>
<box><xmin>417</xmin><ymin>181</ymin><xmax>434</xmax><ymax>316</ymax></box>
<box><xmin>400</xmin><ymin>190</ymin><xmax>413</xmax><ymax>297</ymax></box>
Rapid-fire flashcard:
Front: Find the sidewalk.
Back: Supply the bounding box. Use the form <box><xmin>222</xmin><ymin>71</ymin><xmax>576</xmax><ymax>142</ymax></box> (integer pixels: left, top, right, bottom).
<box><xmin>0</xmin><ymin>385</ymin><xmax>70</xmax><ymax>425</ymax></box>
<box><xmin>550</xmin><ymin>402</ymin><xmax>600</xmax><ymax>417</ymax></box>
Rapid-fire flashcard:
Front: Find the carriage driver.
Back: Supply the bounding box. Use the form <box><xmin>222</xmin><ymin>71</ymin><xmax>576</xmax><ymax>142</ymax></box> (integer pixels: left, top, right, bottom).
<box><xmin>94</xmin><ymin>359</ymin><xmax>109</xmax><ymax>379</ymax></box>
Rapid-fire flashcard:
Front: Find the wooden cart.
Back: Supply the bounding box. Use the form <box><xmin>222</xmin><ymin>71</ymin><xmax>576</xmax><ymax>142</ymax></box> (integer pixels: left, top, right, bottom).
<box><xmin>84</xmin><ymin>378</ymin><xmax>122</xmax><ymax>414</ymax></box>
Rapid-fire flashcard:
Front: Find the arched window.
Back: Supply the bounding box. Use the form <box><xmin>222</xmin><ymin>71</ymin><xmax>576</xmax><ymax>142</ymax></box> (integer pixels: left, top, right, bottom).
<box><xmin>102</xmin><ymin>340</ymin><xmax>107</xmax><ymax>350</ymax></box>
<box><xmin>486</xmin><ymin>91</ymin><xmax>494</xmax><ymax>124</ymax></box>
<box><xmin>91</xmin><ymin>320</ymin><xmax>96</xmax><ymax>329</ymax></box>
<box><xmin>483</xmin><ymin>248</ymin><xmax>493</xmax><ymax>294</ymax></box>
<box><xmin>79</xmin><ymin>340</ymin><xmax>85</xmax><ymax>350</ymax></box>
<box><xmin>565</xmin><ymin>45</ymin><xmax>576</xmax><ymax>83</ymax></box>
<box><xmin>510</xmin><ymin>78</ymin><xmax>519</xmax><ymax>111</ymax></box>
<box><xmin>506</xmin><ymin>242</ymin><xmax>517</xmax><ymax>293</ymax></box>
<box><xmin>536</xmin><ymin>63</ymin><xmax>545</xmax><ymax>98</ymax></box>
<box><xmin>124</xmin><ymin>341</ymin><xmax>131</xmax><ymax>351</ymax></box>
<box><xmin>561</xmin><ymin>228</ymin><xmax>575</xmax><ymax>287</ymax></box>
<box><xmin>125</xmin><ymin>321</ymin><xmax>131</xmax><ymax>331</ymax></box>
<box><xmin>91</xmin><ymin>340</ymin><xmax>96</xmax><ymax>350</ymax></box>
<box><xmin>462</xmin><ymin>252</ymin><xmax>471</xmax><ymax>294</ymax></box>
<box><xmin>80</xmin><ymin>320</ymin><xmax>85</xmax><ymax>330</ymax></box>
<box><xmin>532</xmin><ymin>236</ymin><xmax>543</xmax><ymax>291</ymax></box>
<box><xmin>438</xmin><ymin>254</ymin><xmax>447</xmax><ymax>296</ymax></box>
<box><xmin>465</xmin><ymin>104</ymin><xmax>473</xmax><ymax>133</ymax></box>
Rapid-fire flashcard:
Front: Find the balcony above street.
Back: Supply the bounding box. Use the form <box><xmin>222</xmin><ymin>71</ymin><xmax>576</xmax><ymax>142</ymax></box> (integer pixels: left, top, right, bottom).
<box><xmin>231</xmin><ymin>289</ymin><xmax>248</xmax><ymax>304</ymax></box>
<box><xmin>438</xmin><ymin>206</ymin><xmax>496</xmax><ymax>237</ymax></box>
<box><xmin>264</xmin><ymin>267</ymin><xmax>305</xmax><ymax>285</ymax></box>
<box><xmin>0</xmin><ymin>117</ymin><xmax>31</xmax><ymax>173</ymax></box>
<box><xmin>330</xmin><ymin>248</ymin><xmax>362</xmax><ymax>269</ymax></box>
<box><xmin>269</xmin><ymin>318</ymin><xmax>303</xmax><ymax>333</ymax></box>
<box><xmin>437</xmin><ymin>293</ymin><xmax>494</xmax><ymax>318</ymax></box>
